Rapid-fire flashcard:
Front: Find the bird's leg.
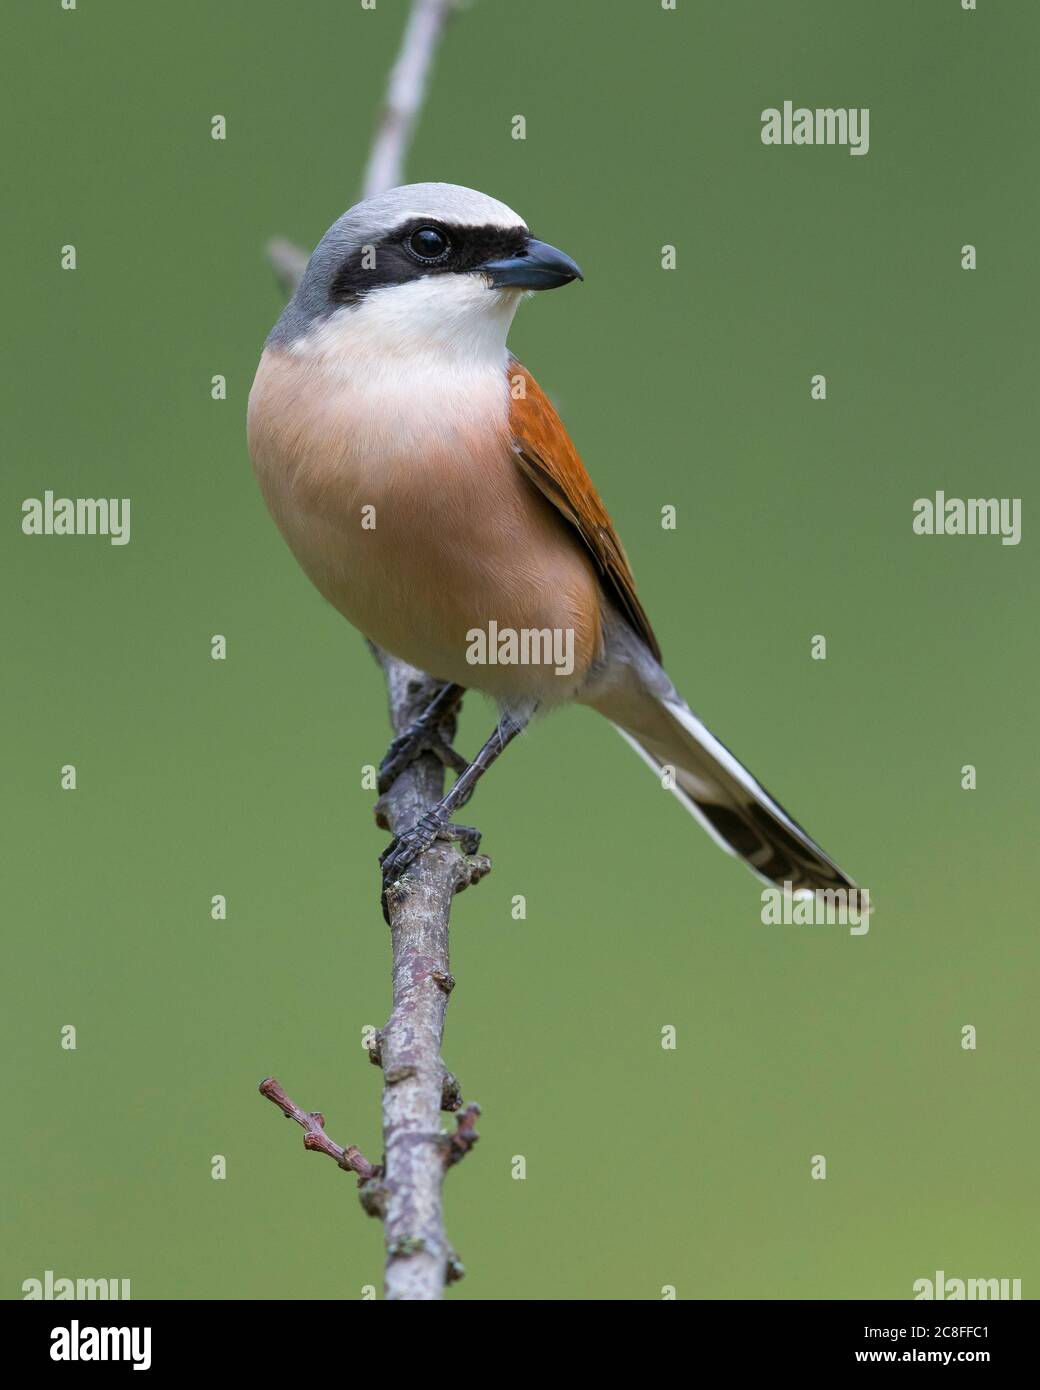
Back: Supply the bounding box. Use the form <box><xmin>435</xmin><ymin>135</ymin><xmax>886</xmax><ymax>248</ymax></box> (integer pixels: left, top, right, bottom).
<box><xmin>380</xmin><ymin>710</ymin><xmax>531</xmax><ymax>905</ymax></box>
<box><xmin>377</xmin><ymin>681</ymin><xmax>467</xmax><ymax>794</ymax></box>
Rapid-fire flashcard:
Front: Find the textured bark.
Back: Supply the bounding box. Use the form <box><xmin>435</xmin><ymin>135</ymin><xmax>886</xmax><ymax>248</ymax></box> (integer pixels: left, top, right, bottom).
<box><xmin>372</xmin><ymin>658</ymin><xmax>489</xmax><ymax>1298</ymax></box>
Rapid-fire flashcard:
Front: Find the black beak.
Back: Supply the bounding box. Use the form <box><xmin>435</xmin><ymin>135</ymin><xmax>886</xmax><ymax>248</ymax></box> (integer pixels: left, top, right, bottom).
<box><xmin>480</xmin><ymin>238</ymin><xmax>583</xmax><ymax>291</ymax></box>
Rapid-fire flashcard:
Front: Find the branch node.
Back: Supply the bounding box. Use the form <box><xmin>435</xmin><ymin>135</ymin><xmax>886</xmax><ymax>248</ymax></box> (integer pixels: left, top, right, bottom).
<box><xmin>384</xmin><ymin>871</ymin><xmax>418</xmax><ymax>913</ymax></box>
<box><xmin>388</xmin><ymin>1234</ymin><xmax>428</xmax><ymax>1259</ymax></box>
<box><xmin>366</xmin><ymin>1032</ymin><xmax>384</xmax><ymax>1068</ymax></box>
<box><xmin>445</xmin><ymin>1252</ymin><xmax>466</xmax><ymax>1285</ymax></box>
<box><xmin>454</xmin><ymin>853</ymin><xmax>492</xmax><ymax>895</ymax></box>
<box><xmin>441</xmin><ymin>1070</ymin><xmax>463</xmax><ymax>1112</ymax></box>
<box><xmin>431</xmin><ymin>970</ymin><xmax>455</xmax><ymax>995</ymax></box>
<box><xmin>358</xmin><ymin>1177</ymin><xmax>391</xmax><ymax>1220</ymax></box>
<box><xmin>384</xmin><ymin>1063</ymin><xmax>417</xmax><ymax>1086</ymax></box>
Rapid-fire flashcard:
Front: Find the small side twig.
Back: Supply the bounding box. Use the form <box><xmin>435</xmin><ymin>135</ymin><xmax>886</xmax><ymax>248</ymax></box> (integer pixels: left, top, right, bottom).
<box><xmin>265</xmin><ymin>237</ymin><xmax>310</xmax><ymax>298</ymax></box>
<box><xmin>440</xmin><ymin>1103</ymin><xmax>481</xmax><ymax>1168</ymax></box>
<box><xmin>259</xmin><ymin>1076</ymin><xmax>379</xmax><ymax>1182</ymax></box>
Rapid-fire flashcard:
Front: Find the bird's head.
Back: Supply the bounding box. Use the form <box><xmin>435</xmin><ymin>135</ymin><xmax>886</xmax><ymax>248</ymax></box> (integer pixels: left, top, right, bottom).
<box><xmin>269</xmin><ymin>182</ymin><xmax>582</xmax><ymax>366</ymax></box>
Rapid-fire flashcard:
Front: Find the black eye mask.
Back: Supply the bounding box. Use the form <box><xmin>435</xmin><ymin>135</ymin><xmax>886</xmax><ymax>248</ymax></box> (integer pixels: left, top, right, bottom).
<box><xmin>329</xmin><ymin>220</ymin><xmax>530</xmax><ymax>305</ymax></box>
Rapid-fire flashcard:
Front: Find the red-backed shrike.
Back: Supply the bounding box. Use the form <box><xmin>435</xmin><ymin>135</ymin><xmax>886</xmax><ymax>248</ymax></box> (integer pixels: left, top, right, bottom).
<box><xmin>248</xmin><ymin>183</ymin><xmax>854</xmax><ymax>901</ymax></box>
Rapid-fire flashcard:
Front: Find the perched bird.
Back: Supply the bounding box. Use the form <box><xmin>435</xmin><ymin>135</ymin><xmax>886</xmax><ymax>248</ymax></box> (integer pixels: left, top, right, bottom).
<box><xmin>248</xmin><ymin>182</ymin><xmax>854</xmax><ymax>898</ymax></box>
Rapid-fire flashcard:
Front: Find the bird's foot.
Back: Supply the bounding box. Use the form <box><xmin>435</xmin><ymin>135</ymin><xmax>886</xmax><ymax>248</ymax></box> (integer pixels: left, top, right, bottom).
<box><xmin>381</xmin><ymin>813</ymin><xmax>482</xmax><ymax>878</ymax></box>
<box><xmin>380</xmin><ymin>813</ymin><xmax>482</xmax><ymax>920</ymax></box>
<box><xmin>377</xmin><ymin>708</ymin><xmax>467</xmax><ymax>796</ymax></box>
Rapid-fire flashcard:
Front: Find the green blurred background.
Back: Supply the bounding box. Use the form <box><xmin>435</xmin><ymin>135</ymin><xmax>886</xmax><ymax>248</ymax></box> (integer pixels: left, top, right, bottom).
<box><xmin>3</xmin><ymin>0</ymin><xmax>1036</xmax><ymax>1300</ymax></box>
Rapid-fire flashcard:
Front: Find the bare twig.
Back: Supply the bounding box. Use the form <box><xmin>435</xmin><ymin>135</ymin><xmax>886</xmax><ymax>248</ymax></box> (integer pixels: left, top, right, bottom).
<box><xmin>259</xmin><ymin>1076</ymin><xmax>379</xmax><ymax>1182</ymax></box>
<box><xmin>257</xmin><ymin>0</ymin><xmax>483</xmax><ymax>1302</ymax></box>
<box><xmin>440</xmin><ymin>1103</ymin><xmax>481</xmax><ymax>1168</ymax></box>
<box><xmin>265</xmin><ymin>237</ymin><xmax>310</xmax><ymax>298</ymax></box>
<box><xmin>362</xmin><ymin>0</ymin><xmax>457</xmax><ymax>200</ymax></box>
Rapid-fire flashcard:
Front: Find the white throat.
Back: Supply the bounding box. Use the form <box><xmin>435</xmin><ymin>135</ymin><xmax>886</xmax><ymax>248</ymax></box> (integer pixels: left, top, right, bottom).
<box><xmin>278</xmin><ymin>275</ymin><xmax>522</xmax><ymax>462</ymax></box>
<box><xmin>288</xmin><ymin>275</ymin><xmax>523</xmax><ymax>379</ymax></box>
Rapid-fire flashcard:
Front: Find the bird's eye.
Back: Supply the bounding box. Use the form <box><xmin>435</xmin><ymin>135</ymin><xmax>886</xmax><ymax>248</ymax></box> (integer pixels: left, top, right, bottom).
<box><xmin>408</xmin><ymin>226</ymin><xmax>450</xmax><ymax>261</ymax></box>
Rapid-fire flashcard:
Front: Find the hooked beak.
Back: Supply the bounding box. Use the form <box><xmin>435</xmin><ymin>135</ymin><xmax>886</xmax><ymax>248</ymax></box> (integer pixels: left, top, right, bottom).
<box><xmin>479</xmin><ymin>237</ymin><xmax>583</xmax><ymax>291</ymax></box>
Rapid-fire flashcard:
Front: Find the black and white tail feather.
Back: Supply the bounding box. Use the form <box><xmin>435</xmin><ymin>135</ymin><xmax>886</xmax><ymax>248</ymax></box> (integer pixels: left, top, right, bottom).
<box><xmin>585</xmin><ymin>628</ymin><xmax>856</xmax><ymax>895</ymax></box>
<box><xmin>612</xmin><ymin>697</ymin><xmax>853</xmax><ymax>894</ymax></box>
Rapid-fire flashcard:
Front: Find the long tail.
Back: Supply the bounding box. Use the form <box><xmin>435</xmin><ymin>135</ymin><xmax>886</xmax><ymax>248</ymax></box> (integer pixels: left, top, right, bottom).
<box><xmin>584</xmin><ymin>653</ymin><xmax>855</xmax><ymax>894</ymax></box>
